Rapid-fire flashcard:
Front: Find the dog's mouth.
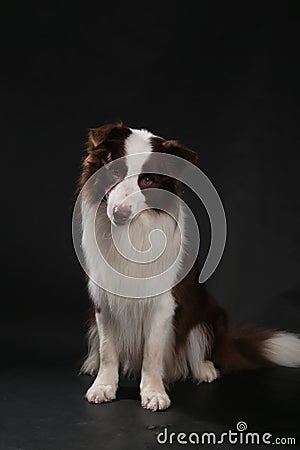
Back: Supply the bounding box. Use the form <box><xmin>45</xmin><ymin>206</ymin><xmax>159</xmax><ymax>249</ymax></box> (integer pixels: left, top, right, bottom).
<box><xmin>112</xmin><ymin>216</ymin><xmax>131</xmax><ymax>226</ymax></box>
<box><xmin>111</xmin><ymin>209</ymin><xmax>146</xmax><ymax>227</ymax></box>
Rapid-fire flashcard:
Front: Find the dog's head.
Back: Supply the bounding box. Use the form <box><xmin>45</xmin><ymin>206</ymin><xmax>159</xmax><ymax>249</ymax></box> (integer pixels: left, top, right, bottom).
<box><xmin>79</xmin><ymin>122</ymin><xmax>197</xmax><ymax>226</ymax></box>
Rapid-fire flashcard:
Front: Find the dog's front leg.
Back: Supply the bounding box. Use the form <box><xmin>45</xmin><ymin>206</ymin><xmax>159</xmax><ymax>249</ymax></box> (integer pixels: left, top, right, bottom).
<box><xmin>86</xmin><ymin>310</ymin><xmax>119</xmax><ymax>404</ymax></box>
<box><xmin>140</xmin><ymin>294</ymin><xmax>175</xmax><ymax>411</ymax></box>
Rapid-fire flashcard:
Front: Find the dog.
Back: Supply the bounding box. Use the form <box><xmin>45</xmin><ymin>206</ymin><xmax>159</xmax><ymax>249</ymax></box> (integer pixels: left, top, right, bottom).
<box><xmin>77</xmin><ymin>122</ymin><xmax>300</xmax><ymax>411</ymax></box>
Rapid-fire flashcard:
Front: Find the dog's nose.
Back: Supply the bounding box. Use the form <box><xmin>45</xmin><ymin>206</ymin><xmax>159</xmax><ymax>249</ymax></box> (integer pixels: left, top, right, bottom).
<box><xmin>113</xmin><ymin>205</ymin><xmax>132</xmax><ymax>225</ymax></box>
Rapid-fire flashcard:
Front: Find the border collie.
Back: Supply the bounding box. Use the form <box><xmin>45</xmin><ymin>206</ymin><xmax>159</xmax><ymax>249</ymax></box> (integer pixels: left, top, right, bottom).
<box><xmin>77</xmin><ymin>122</ymin><xmax>300</xmax><ymax>411</ymax></box>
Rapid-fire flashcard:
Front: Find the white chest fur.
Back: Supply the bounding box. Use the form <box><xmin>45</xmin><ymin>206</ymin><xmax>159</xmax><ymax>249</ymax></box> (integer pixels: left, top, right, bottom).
<box><xmin>81</xmin><ymin>201</ymin><xmax>184</xmax><ymax>299</ymax></box>
<box><xmin>81</xmin><ymin>200</ymin><xmax>184</xmax><ymax>374</ymax></box>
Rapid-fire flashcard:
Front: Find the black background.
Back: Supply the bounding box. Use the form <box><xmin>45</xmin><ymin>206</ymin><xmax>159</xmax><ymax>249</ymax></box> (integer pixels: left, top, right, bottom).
<box><xmin>1</xmin><ymin>2</ymin><xmax>300</xmax><ymax>449</ymax></box>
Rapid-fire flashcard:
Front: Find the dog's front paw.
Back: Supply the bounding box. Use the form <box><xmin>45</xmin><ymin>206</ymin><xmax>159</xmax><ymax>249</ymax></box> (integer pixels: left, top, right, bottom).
<box><xmin>85</xmin><ymin>383</ymin><xmax>116</xmax><ymax>404</ymax></box>
<box><xmin>141</xmin><ymin>390</ymin><xmax>171</xmax><ymax>411</ymax></box>
<box><xmin>198</xmin><ymin>360</ymin><xmax>220</xmax><ymax>383</ymax></box>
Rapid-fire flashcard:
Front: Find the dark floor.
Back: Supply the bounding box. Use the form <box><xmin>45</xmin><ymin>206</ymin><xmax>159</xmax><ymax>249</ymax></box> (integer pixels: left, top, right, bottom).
<box><xmin>1</xmin><ymin>365</ymin><xmax>299</xmax><ymax>450</ymax></box>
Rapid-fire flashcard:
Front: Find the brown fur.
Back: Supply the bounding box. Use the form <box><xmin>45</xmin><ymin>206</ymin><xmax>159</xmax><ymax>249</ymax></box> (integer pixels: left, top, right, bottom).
<box><xmin>212</xmin><ymin>326</ymin><xmax>276</xmax><ymax>374</ymax></box>
<box><xmin>172</xmin><ymin>264</ymin><xmax>228</xmax><ymax>351</ymax></box>
<box><xmin>78</xmin><ymin>122</ymin><xmax>130</xmax><ymax>194</ymax></box>
<box><xmin>172</xmin><ymin>264</ymin><xmax>278</xmax><ymax>374</ymax></box>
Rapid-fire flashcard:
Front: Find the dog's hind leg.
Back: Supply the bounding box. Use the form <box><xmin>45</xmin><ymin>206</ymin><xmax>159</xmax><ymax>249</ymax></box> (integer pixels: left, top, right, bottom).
<box><xmin>80</xmin><ymin>316</ymin><xmax>100</xmax><ymax>376</ymax></box>
<box><xmin>186</xmin><ymin>324</ymin><xmax>220</xmax><ymax>384</ymax></box>
<box><xmin>197</xmin><ymin>360</ymin><xmax>220</xmax><ymax>383</ymax></box>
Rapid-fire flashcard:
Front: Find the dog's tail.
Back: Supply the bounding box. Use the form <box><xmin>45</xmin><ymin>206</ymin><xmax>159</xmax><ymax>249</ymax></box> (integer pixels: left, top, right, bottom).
<box><xmin>79</xmin><ymin>316</ymin><xmax>99</xmax><ymax>375</ymax></box>
<box><xmin>212</xmin><ymin>326</ymin><xmax>300</xmax><ymax>374</ymax></box>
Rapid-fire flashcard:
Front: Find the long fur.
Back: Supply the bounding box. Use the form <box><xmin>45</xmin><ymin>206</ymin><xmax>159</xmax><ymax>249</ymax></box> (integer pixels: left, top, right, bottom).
<box><xmin>82</xmin><ymin>317</ymin><xmax>300</xmax><ymax>379</ymax></box>
<box><xmin>78</xmin><ymin>123</ymin><xmax>300</xmax><ymax>410</ymax></box>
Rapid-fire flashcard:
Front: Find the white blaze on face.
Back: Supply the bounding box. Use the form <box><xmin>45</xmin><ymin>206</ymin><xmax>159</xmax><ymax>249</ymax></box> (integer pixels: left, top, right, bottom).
<box><xmin>107</xmin><ymin>129</ymin><xmax>154</xmax><ymax>224</ymax></box>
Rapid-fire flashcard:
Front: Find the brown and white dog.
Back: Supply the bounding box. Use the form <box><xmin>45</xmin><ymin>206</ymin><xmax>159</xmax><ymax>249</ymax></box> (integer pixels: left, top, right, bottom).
<box><xmin>77</xmin><ymin>122</ymin><xmax>300</xmax><ymax>411</ymax></box>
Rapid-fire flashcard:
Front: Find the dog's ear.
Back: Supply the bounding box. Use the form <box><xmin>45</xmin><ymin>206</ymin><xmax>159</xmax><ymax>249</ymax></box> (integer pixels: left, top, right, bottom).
<box><xmin>78</xmin><ymin>122</ymin><xmax>130</xmax><ymax>192</ymax></box>
<box><xmin>88</xmin><ymin>122</ymin><xmax>130</xmax><ymax>152</ymax></box>
<box><xmin>162</xmin><ymin>140</ymin><xmax>198</xmax><ymax>165</ymax></box>
<box><xmin>88</xmin><ymin>124</ymin><xmax>115</xmax><ymax>150</ymax></box>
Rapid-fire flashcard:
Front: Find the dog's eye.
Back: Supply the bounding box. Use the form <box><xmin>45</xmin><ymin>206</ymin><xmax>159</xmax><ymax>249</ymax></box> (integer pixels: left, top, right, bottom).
<box><xmin>140</xmin><ymin>175</ymin><xmax>155</xmax><ymax>188</ymax></box>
